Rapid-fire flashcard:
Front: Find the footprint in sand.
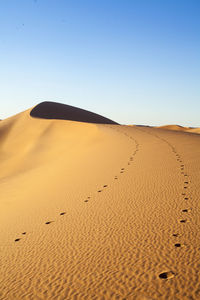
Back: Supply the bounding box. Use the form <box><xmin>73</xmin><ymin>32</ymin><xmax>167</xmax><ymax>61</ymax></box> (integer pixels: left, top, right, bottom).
<box><xmin>22</xmin><ymin>232</ymin><xmax>26</xmax><ymax>235</ymax></box>
<box><xmin>45</xmin><ymin>221</ymin><xmax>54</xmax><ymax>225</ymax></box>
<box><xmin>60</xmin><ymin>212</ymin><xmax>66</xmax><ymax>216</ymax></box>
<box><xmin>15</xmin><ymin>238</ymin><xmax>21</xmax><ymax>242</ymax></box>
<box><xmin>180</xmin><ymin>219</ymin><xmax>187</xmax><ymax>223</ymax></box>
<box><xmin>172</xmin><ymin>233</ymin><xmax>179</xmax><ymax>237</ymax></box>
<box><xmin>98</xmin><ymin>190</ymin><xmax>102</xmax><ymax>193</ymax></box>
<box><xmin>184</xmin><ymin>197</ymin><xmax>189</xmax><ymax>200</ymax></box>
<box><xmin>159</xmin><ymin>271</ymin><xmax>175</xmax><ymax>279</ymax></box>
<box><xmin>182</xmin><ymin>209</ymin><xmax>188</xmax><ymax>213</ymax></box>
<box><xmin>174</xmin><ymin>243</ymin><xmax>182</xmax><ymax>248</ymax></box>
<box><xmin>114</xmin><ymin>176</ymin><xmax>118</xmax><ymax>180</ymax></box>
<box><xmin>103</xmin><ymin>185</ymin><xmax>108</xmax><ymax>188</ymax></box>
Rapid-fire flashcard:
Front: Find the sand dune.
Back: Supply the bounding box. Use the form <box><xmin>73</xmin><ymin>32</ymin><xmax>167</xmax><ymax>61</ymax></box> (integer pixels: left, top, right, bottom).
<box><xmin>0</xmin><ymin>103</ymin><xmax>200</xmax><ymax>299</ymax></box>
<box><xmin>157</xmin><ymin>124</ymin><xmax>200</xmax><ymax>134</ymax></box>
<box><xmin>186</xmin><ymin>127</ymin><xmax>200</xmax><ymax>134</ymax></box>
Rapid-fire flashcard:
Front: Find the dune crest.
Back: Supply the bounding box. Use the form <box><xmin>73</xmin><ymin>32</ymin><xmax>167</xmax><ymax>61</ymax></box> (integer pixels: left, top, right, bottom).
<box><xmin>30</xmin><ymin>101</ymin><xmax>118</xmax><ymax>124</ymax></box>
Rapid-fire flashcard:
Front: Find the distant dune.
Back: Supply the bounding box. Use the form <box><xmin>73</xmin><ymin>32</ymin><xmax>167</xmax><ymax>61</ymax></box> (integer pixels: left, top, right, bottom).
<box><xmin>30</xmin><ymin>101</ymin><xmax>118</xmax><ymax>124</ymax></box>
<box><xmin>0</xmin><ymin>103</ymin><xmax>200</xmax><ymax>299</ymax></box>
<box><xmin>157</xmin><ymin>124</ymin><xmax>200</xmax><ymax>134</ymax></box>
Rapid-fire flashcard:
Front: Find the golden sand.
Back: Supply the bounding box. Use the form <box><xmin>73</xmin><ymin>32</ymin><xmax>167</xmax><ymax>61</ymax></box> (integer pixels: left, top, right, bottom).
<box><xmin>0</xmin><ymin>105</ymin><xmax>200</xmax><ymax>299</ymax></box>
<box><xmin>157</xmin><ymin>124</ymin><xmax>200</xmax><ymax>134</ymax></box>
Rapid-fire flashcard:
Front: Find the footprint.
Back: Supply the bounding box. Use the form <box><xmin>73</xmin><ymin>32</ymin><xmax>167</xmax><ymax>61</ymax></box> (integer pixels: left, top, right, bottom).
<box><xmin>182</xmin><ymin>209</ymin><xmax>188</xmax><ymax>212</ymax></box>
<box><xmin>84</xmin><ymin>200</ymin><xmax>89</xmax><ymax>202</ymax></box>
<box><xmin>60</xmin><ymin>212</ymin><xmax>66</xmax><ymax>215</ymax></box>
<box><xmin>174</xmin><ymin>243</ymin><xmax>182</xmax><ymax>247</ymax></box>
<box><xmin>15</xmin><ymin>238</ymin><xmax>21</xmax><ymax>242</ymax></box>
<box><xmin>159</xmin><ymin>271</ymin><xmax>175</xmax><ymax>279</ymax></box>
<box><xmin>45</xmin><ymin>221</ymin><xmax>54</xmax><ymax>225</ymax></box>
<box><xmin>172</xmin><ymin>233</ymin><xmax>179</xmax><ymax>237</ymax></box>
<box><xmin>180</xmin><ymin>219</ymin><xmax>187</xmax><ymax>223</ymax></box>
<box><xmin>103</xmin><ymin>185</ymin><xmax>108</xmax><ymax>188</ymax></box>
<box><xmin>121</xmin><ymin>168</ymin><xmax>125</xmax><ymax>170</ymax></box>
<box><xmin>98</xmin><ymin>190</ymin><xmax>102</xmax><ymax>193</ymax></box>
<box><xmin>184</xmin><ymin>182</ymin><xmax>189</xmax><ymax>184</ymax></box>
<box><xmin>22</xmin><ymin>232</ymin><xmax>26</xmax><ymax>235</ymax></box>
<box><xmin>182</xmin><ymin>193</ymin><xmax>186</xmax><ymax>196</ymax></box>
<box><xmin>114</xmin><ymin>176</ymin><xmax>118</xmax><ymax>180</ymax></box>
<box><xmin>120</xmin><ymin>171</ymin><xmax>124</xmax><ymax>173</ymax></box>
<box><xmin>184</xmin><ymin>197</ymin><xmax>189</xmax><ymax>200</ymax></box>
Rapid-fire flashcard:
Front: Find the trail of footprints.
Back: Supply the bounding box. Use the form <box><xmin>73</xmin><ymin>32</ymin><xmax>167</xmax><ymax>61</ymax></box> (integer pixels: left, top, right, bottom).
<box><xmin>83</xmin><ymin>127</ymin><xmax>139</xmax><ymax>202</ymax></box>
<box><xmin>136</xmin><ymin>128</ymin><xmax>193</xmax><ymax>280</ymax></box>
<box><xmin>170</xmin><ymin>147</ymin><xmax>190</xmax><ymax>254</ymax></box>
<box><xmin>14</xmin><ymin>126</ymin><xmax>140</xmax><ymax>243</ymax></box>
<box><xmin>13</xmin><ymin>127</ymin><xmax>194</xmax><ymax>284</ymax></box>
<box><xmin>159</xmin><ymin>145</ymin><xmax>191</xmax><ymax>279</ymax></box>
<box><xmin>14</xmin><ymin>213</ymin><xmax>67</xmax><ymax>242</ymax></box>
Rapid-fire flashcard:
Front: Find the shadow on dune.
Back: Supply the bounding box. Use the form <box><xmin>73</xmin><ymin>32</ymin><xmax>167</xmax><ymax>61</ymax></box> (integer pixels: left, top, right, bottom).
<box><xmin>30</xmin><ymin>101</ymin><xmax>118</xmax><ymax>125</ymax></box>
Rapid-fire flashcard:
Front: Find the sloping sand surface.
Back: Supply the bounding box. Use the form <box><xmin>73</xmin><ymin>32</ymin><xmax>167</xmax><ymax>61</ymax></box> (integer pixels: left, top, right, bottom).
<box><xmin>0</xmin><ymin>107</ymin><xmax>200</xmax><ymax>299</ymax></box>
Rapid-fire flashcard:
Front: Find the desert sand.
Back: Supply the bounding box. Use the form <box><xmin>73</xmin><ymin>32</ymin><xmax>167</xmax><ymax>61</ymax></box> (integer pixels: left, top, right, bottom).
<box><xmin>157</xmin><ymin>124</ymin><xmax>200</xmax><ymax>135</ymax></box>
<box><xmin>0</xmin><ymin>102</ymin><xmax>200</xmax><ymax>299</ymax></box>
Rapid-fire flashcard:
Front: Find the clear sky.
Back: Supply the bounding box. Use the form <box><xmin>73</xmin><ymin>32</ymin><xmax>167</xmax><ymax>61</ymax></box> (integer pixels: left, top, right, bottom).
<box><xmin>0</xmin><ymin>0</ymin><xmax>199</xmax><ymax>126</ymax></box>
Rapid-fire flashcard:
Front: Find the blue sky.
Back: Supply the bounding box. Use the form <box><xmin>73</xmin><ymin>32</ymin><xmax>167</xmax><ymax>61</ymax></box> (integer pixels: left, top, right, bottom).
<box><xmin>0</xmin><ymin>0</ymin><xmax>200</xmax><ymax>126</ymax></box>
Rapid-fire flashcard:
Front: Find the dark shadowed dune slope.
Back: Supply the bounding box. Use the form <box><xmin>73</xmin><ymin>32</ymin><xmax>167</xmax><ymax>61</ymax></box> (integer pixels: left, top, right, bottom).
<box><xmin>30</xmin><ymin>101</ymin><xmax>118</xmax><ymax>124</ymax></box>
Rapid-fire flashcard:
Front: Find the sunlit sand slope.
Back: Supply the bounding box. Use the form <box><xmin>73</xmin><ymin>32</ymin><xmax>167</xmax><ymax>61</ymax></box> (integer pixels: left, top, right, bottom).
<box><xmin>157</xmin><ymin>124</ymin><xmax>200</xmax><ymax>134</ymax></box>
<box><xmin>0</xmin><ymin>108</ymin><xmax>200</xmax><ymax>299</ymax></box>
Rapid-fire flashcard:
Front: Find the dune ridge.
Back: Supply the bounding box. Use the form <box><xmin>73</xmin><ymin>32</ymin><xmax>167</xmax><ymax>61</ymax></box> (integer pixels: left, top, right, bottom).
<box><xmin>0</xmin><ymin>105</ymin><xmax>200</xmax><ymax>299</ymax></box>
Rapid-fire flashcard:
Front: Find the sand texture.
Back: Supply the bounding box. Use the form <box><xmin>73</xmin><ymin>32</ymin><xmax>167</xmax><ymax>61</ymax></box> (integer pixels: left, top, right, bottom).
<box><xmin>0</xmin><ymin>106</ymin><xmax>200</xmax><ymax>299</ymax></box>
